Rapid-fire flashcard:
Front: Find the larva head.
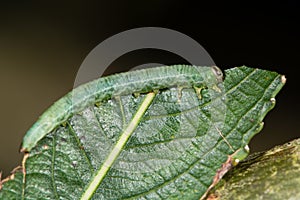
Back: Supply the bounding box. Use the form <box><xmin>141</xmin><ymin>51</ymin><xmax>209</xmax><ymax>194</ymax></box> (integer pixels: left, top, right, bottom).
<box><xmin>211</xmin><ymin>66</ymin><xmax>223</xmax><ymax>83</ymax></box>
<box><xmin>192</xmin><ymin>66</ymin><xmax>224</xmax><ymax>88</ymax></box>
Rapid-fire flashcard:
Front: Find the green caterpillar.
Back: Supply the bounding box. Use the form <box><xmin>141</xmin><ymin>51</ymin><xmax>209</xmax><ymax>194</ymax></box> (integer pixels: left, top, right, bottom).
<box><xmin>21</xmin><ymin>65</ymin><xmax>223</xmax><ymax>152</ymax></box>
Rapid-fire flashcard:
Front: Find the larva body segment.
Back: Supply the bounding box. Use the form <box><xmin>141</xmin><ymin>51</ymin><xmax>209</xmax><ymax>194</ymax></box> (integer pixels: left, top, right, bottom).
<box><xmin>21</xmin><ymin>65</ymin><xmax>223</xmax><ymax>152</ymax></box>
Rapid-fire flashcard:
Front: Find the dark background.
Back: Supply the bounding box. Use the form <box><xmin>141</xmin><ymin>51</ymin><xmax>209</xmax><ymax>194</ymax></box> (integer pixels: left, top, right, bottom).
<box><xmin>0</xmin><ymin>1</ymin><xmax>299</xmax><ymax>177</ymax></box>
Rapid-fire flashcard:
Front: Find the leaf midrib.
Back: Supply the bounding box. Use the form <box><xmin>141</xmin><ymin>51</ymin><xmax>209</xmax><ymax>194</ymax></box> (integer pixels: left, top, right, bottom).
<box><xmin>80</xmin><ymin>92</ymin><xmax>156</xmax><ymax>200</ymax></box>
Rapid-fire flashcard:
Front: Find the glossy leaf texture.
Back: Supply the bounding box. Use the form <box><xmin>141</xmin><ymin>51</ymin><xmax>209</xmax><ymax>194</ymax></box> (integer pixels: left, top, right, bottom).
<box><xmin>0</xmin><ymin>66</ymin><xmax>285</xmax><ymax>200</ymax></box>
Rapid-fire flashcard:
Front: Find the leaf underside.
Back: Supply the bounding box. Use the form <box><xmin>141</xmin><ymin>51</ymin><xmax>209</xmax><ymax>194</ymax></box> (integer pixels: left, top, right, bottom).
<box><xmin>0</xmin><ymin>66</ymin><xmax>285</xmax><ymax>200</ymax></box>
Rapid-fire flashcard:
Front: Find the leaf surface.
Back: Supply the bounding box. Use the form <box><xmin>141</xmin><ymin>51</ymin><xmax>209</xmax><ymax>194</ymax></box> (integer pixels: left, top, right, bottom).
<box><xmin>0</xmin><ymin>66</ymin><xmax>285</xmax><ymax>200</ymax></box>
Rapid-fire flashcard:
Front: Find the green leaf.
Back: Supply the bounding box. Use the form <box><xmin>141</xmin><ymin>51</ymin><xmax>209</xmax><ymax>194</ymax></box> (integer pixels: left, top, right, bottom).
<box><xmin>0</xmin><ymin>66</ymin><xmax>285</xmax><ymax>200</ymax></box>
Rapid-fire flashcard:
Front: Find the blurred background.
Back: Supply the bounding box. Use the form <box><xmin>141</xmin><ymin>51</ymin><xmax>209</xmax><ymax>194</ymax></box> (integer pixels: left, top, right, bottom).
<box><xmin>0</xmin><ymin>1</ymin><xmax>299</xmax><ymax>177</ymax></box>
